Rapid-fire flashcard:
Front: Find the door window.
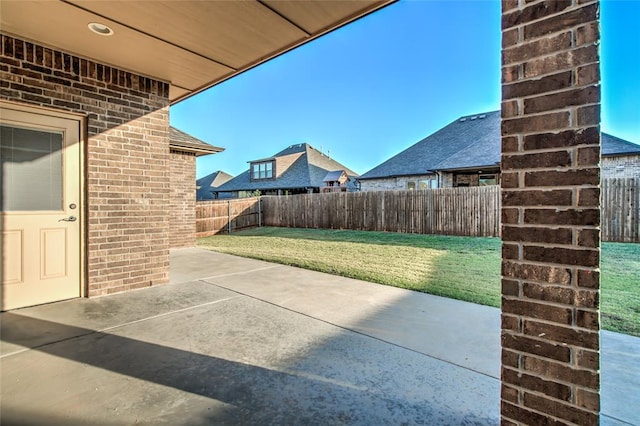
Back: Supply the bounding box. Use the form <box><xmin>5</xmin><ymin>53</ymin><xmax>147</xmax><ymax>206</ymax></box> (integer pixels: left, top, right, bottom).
<box><xmin>1</xmin><ymin>125</ymin><xmax>63</xmax><ymax>211</ymax></box>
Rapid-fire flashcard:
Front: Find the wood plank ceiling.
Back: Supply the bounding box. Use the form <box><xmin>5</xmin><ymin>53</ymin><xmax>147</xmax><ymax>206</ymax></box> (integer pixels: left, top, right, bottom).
<box><xmin>0</xmin><ymin>0</ymin><xmax>394</xmax><ymax>104</ymax></box>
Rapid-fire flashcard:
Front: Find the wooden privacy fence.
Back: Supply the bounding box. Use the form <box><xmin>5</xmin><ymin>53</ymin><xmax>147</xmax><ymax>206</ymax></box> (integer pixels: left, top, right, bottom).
<box><xmin>196</xmin><ymin>197</ymin><xmax>261</xmax><ymax>237</ymax></box>
<box><xmin>261</xmin><ymin>186</ymin><xmax>501</xmax><ymax>237</ymax></box>
<box><xmin>601</xmin><ymin>178</ymin><xmax>640</xmax><ymax>243</ymax></box>
<box><xmin>196</xmin><ymin>180</ymin><xmax>639</xmax><ymax>242</ymax></box>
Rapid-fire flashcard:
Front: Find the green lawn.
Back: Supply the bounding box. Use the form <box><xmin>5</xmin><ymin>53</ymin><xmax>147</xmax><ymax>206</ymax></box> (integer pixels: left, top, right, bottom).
<box><xmin>198</xmin><ymin>227</ymin><xmax>640</xmax><ymax>336</ymax></box>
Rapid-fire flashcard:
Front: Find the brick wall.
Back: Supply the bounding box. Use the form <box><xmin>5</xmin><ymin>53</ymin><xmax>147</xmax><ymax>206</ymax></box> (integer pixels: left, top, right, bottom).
<box><xmin>440</xmin><ymin>172</ymin><xmax>454</xmax><ymax>188</ymax></box>
<box><xmin>170</xmin><ymin>149</ymin><xmax>196</xmax><ymax>248</ymax></box>
<box><xmin>359</xmin><ymin>174</ymin><xmax>437</xmax><ymax>191</ymax></box>
<box><xmin>602</xmin><ymin>154</ymin><xmax>640</xmax><ymax>178</ymax></box>
<box><xmin>1</xmin><ymin>34</ymin><xmax>171</xmax><ymax>296</ymax></box>
<box><xmin>501</xmin><ymin>0</ymin><xmax>601</xmax><ymax>424</ymax></box>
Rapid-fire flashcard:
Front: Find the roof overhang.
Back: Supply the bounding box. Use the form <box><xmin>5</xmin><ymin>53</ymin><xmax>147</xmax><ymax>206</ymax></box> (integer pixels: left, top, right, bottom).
<box><xmin>0</xmin><ymin>0</ymin><xmax>395</xmax><ymax>105</ymax></box>
<box><xmin>169</xmin><ymin>126</ymin><xmax>223</xmax><ymax>157</ymax></box>
<box><xmin>169</xmin><ymin>141</ymin><xmax>223</xmax><ymax>157</ymax></box>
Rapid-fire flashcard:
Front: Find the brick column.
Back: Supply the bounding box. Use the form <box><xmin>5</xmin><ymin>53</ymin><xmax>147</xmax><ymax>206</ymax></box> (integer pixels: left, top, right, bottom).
<box><xmin>500</xmin><ymin>1</ymin><xmax>601</xmax><ymax>424</ymax></box>
<box><xmin>169</xmin><ymin>150</ymin><xmax>197</xmax><ymax>248</ymax></box>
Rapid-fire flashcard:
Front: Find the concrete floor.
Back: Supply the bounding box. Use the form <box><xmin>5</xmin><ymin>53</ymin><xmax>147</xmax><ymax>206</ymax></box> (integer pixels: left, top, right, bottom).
<box><xmin>1</xmin><ymin>248</ymin><xmax>638</xmax><ymax>425</ymax></box>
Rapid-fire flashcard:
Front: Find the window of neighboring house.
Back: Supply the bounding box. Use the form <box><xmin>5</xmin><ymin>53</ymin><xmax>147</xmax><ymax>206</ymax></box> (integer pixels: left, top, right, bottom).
<box><xmin>418</xmin><ymin>179</ymin><xmax>437</xmax><ymax>189</ymax></box>
<box><xmin>479</xmin><ymin>174</ymin><xmax>497</xmax><ymax>186</ymax></box>
<box><xmin>251</xmin><ymin>161</ymin><xmax>274</xmax><ymax>180</ymax></box>
<box><xmin>407</xmin><ymin>181</ymin><xmax>416</xmax><ymax>190</ymax></box>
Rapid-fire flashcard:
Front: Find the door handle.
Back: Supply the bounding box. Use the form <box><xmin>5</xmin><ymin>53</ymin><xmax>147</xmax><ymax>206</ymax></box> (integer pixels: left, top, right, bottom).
<box><xmin>59</xmin><ymin>216</ymin><xmax>77</xmax><ymax>222</ymax></box>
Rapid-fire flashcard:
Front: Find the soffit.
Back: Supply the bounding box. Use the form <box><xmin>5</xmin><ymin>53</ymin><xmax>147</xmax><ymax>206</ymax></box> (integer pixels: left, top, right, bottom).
<box><xmin>0</xmin><ymin>0</ymin><xmax>394</xmax><ymax>104</ymax></box>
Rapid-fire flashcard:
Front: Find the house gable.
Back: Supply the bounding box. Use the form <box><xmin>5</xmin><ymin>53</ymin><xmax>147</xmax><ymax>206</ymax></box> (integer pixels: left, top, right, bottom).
<box><xmin>196</xmin><ymin>171</ymin><xmax>234</xmax><ymax>200</ymax></box>
<box><xmin>215</xmin><ymin>143</ymin><xmax>358</xmax><ymax>196</ymax></box>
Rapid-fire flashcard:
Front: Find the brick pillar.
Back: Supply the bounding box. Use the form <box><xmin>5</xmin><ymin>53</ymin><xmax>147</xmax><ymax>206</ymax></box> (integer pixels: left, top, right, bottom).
<box><xmin>501</xmin><ymin>1</ymin><xmax>601</xmax><ymax>424</ymax></box>
<box><xmin>169</xmin><ymin>150</ymin><xmax>197</xmax><ymax>248</ymax></box>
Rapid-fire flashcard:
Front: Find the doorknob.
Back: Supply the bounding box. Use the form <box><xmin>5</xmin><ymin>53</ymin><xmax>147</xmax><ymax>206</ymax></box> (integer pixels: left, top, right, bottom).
<box><xmin>59</xmin><ymin>216</ymin><xmax>77</xmax><ymax>222</ymax></box>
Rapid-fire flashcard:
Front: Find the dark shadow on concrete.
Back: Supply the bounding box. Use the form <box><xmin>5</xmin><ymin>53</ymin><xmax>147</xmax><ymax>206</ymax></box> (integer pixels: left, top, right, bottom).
<box><xmin>1</xmin><ymin>312</ymin><xmax>497</xmax><ymax>425</ymax></box>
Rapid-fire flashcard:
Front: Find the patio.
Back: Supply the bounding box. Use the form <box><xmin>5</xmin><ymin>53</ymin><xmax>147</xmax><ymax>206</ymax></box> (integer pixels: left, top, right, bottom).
<box><xmin>1</xmin><ymin>248</ymin><xmax>638</xmax><ymax>425</ymax></box>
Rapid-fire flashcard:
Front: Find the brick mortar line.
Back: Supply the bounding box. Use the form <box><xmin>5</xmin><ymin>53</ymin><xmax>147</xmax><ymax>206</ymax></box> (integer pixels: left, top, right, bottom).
<box><xmin>502</xmin><ymin>294</ymin><xmax>599</xmax><ymax>311</ymax></box>
<box><xmin>502</xmin><ymin>72</ymin><xmax>600</xmax><ymax>90</ymax></box>
<box><xmin>502</xmin><ymin>317</ymin><xmax>600</xmax><ymax>330</ymax></box>
<box><xmin>502</xmin><ymin>49</ymin><xmax>599</xmax><ymax>68</ymax></box>
<box><xmin>502</xmin><ymin>144</ymin><xmax>601</xmax><ymax>154</ymax></box>
<box><xmin>504</xmin><ymin>107</ymin><xmax>601</xmax><ymax>121</ymax></box>
<box><xmin>501</xmin><ymin>103</ymin><xmax>600</xmax><ymax>117</ymax></box>
<box><xmin>501</xmin><ymin>353</ymin><xmax>600</xmax><ymax>373</ymax></box>
<box><xmin>501</xmin><ymin>367</ymin><xmax>600</xmax><ymax>399</ymax></box>
<box><xmin>504</xmin><ymin>389</ymin><xmax>600</xmax><ymax>418</ymax></box>
<box><xmin>500</xmin><ymin>410</ymin><xmax>637</xmax><ymax>426</ymax></box>
<box><xmin>503</xmin><ymin>129</ymin><xmax>601</xmax><ymax>138</ymax></box>
<box><xmin>501</xmin><ymin>1</ymin><xmax>598</xmax><ymax>23</ymax></box>
<box><xmin>502</xmin><ymin>277</ymin><xmax>601</xmax><ymax>288</ymax></box>
<box><xmin>503</xmin><ymin>245</ymin><xmax>599</xmax><ymax>251</ymax></box>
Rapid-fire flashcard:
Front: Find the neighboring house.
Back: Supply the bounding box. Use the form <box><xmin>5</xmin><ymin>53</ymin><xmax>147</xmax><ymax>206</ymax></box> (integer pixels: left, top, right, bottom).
<box><xmin>169</xmin><ymin>127</ymin><xmax>224</xmax><ymax>248</ymax></box>
<box><xmin>215</xmin><ymin>143</ymin><xmax>358</xmax><ymax>198</ymax></box>
<box><xmin>601</xmin><ymin>134</ymin><xmax>640</xmax><ymax>178</ymax></box>
<box><xmin>322</xmin><ymin>170</ymin><xmax>351</xmax><ymax>193</ymax></box>
<box><xmin>359</xmin><ymin>111</ymin><xmax>640</xmax><ymax>191</ymax></box>
<box><xmin>196</xmin><ymin>171</ymin><xmax>234</xmax><ymax>200</ymax></box>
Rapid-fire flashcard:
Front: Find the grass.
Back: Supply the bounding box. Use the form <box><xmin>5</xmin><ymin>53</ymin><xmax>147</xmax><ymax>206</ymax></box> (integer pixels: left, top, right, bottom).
<box><xmin>601</xmin><ymin>242</ymin><xmax>640</xmax><ymax>336</ymax></box>
<box><xmin>198</xmin><ymin>227</ymin><xmax>640</xmax><ymax>336</ymax></box>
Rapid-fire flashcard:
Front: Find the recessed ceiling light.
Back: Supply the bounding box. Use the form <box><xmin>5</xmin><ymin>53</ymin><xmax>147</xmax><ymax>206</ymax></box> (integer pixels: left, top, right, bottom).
<box><xmin>88</xmin><ymin>22</ymin><xmax>114</xmax><ymax>36</ymax></box>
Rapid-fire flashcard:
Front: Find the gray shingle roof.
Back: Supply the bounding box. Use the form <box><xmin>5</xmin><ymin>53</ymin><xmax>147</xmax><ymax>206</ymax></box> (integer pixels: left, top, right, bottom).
<box><xmin>196</xmin><ymin>170</ymin><xmax>234</xmax><ymax>200</ymax></box>
<box><xmin>359</xmin><ymin>111</ymin><xmax>501</xmax><ymax>179</ymax></box>
<box><xmin>323</xmin><ymin>170</ymin><xmax>348</xmax><ymax>182</ymax></box>
<box><xmin>360</xmin><ymin>111</ymin><xmax>640</xmax><ymax>179</ymax></box>
<box><xmin>216</xmin><ymin>143</ymin><xmax>358</xmax><ymax>193</ymax></box>
<box><xmin>170</xmin><ymin>126</ymin><xmax>224</xmax><ymax>156</ymax></box>
<box><xmin>602</xmin><ymin>133</ymin><xmax>640</xmax><ymax>156</ymax></box>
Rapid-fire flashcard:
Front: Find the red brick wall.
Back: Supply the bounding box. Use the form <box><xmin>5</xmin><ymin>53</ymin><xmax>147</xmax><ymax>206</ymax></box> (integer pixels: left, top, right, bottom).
<box><xmin>1</xmin><ymin>34</ymin><xmax>171</xmax><ymax>296</ymax></box>
<box><xmin>170</xmin><ymin>150</ymin><xmax>197</xmax><ymax>248</ymax></box>
<box><xmin>501</xmin><ymin>1</ymin><xmax>601</xmax><ymax>424</ymax></box>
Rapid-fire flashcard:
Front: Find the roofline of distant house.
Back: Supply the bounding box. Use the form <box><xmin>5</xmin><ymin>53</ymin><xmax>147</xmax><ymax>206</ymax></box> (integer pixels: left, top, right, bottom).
<box><xmin>358</xmin><ymin>164</ymin><xmax>502</xmax><ymax>180</ymax></box>
<box><xmin>357</xmin><ymin>172</ymin><xmax>437</xmax><ymax>181</ymax></box>
<box><xmin>604</xmin><ymin>150</ymin><xmax>640</xmax><ymax>157</ymax></box>
<box><xmin>433</xmin><ymin>164</ymin><xmax>501</xmax><ymax>173</ymax></box>
<box><xmin>216</xmin><ymin>185</ymin><xmax>322</xmax><ymax>192</ymax></box>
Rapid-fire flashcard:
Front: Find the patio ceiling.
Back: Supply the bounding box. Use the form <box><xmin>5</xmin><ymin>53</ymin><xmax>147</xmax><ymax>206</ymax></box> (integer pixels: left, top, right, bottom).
<box><xmin>0</xmin><ymin>0</ymin><xmax>394</xmax><ymax>104</ymax></box>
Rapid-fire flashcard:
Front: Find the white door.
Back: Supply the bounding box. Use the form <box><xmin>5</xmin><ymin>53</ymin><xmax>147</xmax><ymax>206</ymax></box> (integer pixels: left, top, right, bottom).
<box><xmin>1</xmin><ymin>105</ymin><xmax>81</xmax><ymax>310</ymax></box>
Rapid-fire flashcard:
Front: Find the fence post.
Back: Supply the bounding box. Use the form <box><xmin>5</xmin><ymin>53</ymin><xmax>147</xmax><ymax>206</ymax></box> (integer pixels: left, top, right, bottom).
<box><xmin>381</xmin><ymin>191</ymin><xmax>386</xmax><ymax>231</ymax></box>
<box><xmin>227</xmin><ymin>200</ymin><xmax>231</xmax><ymax>234</ymax></box>
<box><xmin>258</xmin><ymin>196</ymin><xmax>262</xmax><ymax>228</ymax></box>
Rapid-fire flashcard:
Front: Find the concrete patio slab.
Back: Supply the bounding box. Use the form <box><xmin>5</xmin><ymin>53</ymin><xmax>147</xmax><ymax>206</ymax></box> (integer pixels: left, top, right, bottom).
<box><xmin>200</xmin><ymin>256</ymin><xmax>501</xmax><ymax>378</ymax></box>
<box><xmin>1</xmin><ymin>247</ymin><xmax>638</xmax><ymax>425</ymax></box>
<box><xmin>0</xmin><ymin>280</ymin><xmax>238</xmax><ymax>357</ymax></box>
<box><xmin>172</xmin><ymin>248</ymin><xmax>640</xmax><ymax>426</ymax></box>
<box><xmin>1</xmin><ymin>284</ymin><xmax>498</xmax><ymax>424</ymax></box>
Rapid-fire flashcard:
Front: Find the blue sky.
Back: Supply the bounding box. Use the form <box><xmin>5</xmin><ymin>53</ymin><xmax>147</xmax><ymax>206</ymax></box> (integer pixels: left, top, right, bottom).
<box><xmin>170</xmin><ymin>0</ymin><xmax>640</xmax><ymax>179</ymax></box>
